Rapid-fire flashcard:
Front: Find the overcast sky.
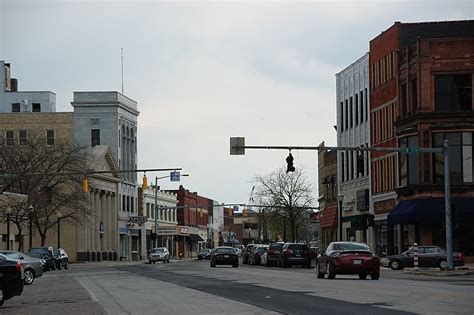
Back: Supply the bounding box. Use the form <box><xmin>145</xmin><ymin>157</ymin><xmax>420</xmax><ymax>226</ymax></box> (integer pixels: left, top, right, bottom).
<box><xmin>1</xmin><ymin>0</ymin><xmax>473</xmax><ymax>206</ymax></box>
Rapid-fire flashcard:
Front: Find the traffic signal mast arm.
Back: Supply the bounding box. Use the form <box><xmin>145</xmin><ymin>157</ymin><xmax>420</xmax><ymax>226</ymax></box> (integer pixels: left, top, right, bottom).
<box><xmin>239</xmin><ymin>145</ymin><xmax>442</xmax><ymax>154</ymax></box>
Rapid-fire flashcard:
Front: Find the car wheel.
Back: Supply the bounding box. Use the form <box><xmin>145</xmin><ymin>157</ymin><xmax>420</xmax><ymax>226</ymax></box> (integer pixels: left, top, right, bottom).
<box><xmin>233</xmin><ymin>263</ymin><xmax>238</xmax><ymax>268</ymax></box>
<box><xmin>211</xmin><ymin>262</ymin><xmax>216</xmax><ymax>268</ymax></box>
<box><xmin>316</xmin><ymin>263</ymin><xmax>324</xmax><ymax>279</ymax></box>
<box><xmin>358</xmin><ymin>273</ymin><xmax>367</xmax><ymax>280</ymax></box>
<box><xmin>64</xmin><ymin>260</ymin><xmax>69</xmax><ymax>270</ymax></box>
<box><xmin>0</xmin><ymin>285</ymin><xmax>5</xmax><ymax>306</ymax></box>
<box><xmin>371</xmin><ymin>272</ymin><xmax>380</xmax><ymax>280</ymax></box>
<box><xmin>24</xmin><ymin>269</ymin><xmax>35</xmax><ymax>285</ymax></box>
<box><xmin>326</xmin><ymin>262</ymin><xmax>335</xmax><ymax>279</ymax></box>
<box><xmin>389</xmin><ymin>260</ymin><xmax>402</xmax><ymax>270</ymax></box>
<box><xmin>438</xmin><ymin>259</ymin><xmax>448</xmax><ymax>270</ymax></box>
<box><xmin>51</xmin><ymin>264</ymin><xmax>56</xmax><ymax>271</ymax></box>
<box><xmin>57</xmin><ymin>262</ymin><xmax>62</xmax><ymax>270</ymax></box>
<box><xmin>265</xmin><ymin>260</ymin><xmax>271</xmax><ymax>267</ymax></box>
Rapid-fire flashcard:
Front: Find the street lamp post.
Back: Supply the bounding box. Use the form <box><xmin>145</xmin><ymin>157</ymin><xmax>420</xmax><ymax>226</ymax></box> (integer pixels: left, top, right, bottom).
<box><xmin>248</xmin><ymin>227</ymin><xmax>251</xmax><ymax>244</ymax></box>
<box><xmin>338</xmin><ymin>195</ymin><xmax>344</xmax><ymax>241</ymax></box>
<box><xmin>6</xmin><ymin>207</ymin><xmax>12</xmax><ymax>250</ymax></box>
<box><xmin>28</xmin><ymin>205</ymin><xmax>34</xmax><ymax>250</ymax></box>
<box><xmin>56</xmin><ymin>211</ymin><xmax>62</xmax><ymax>249</ymax></box>
<box><xmin>153</xmin><ymin>173</ymin><xmax>189</xmax><ymax>249</ymax></box>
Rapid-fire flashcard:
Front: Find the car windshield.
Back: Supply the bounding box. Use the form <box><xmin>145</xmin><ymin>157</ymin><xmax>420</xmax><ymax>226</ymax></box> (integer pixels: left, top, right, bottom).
<box><xmin>215</xmin><ymin>248</ymin><xmax>234</xmax><ymax>254</ymax></box>
<box><xmin>270</xmin><ymin>244</ymin><xmax>283</xmax><ymax>250</ymax></box>
<box><xmin>333</xmin><ymin>243</ymin><xmax>369</xmax><ymax>251</ymax></box>
<box><xmin>152</xmin><ymin>248</ymin><xmax>164</xmax><ymax>253</ymax></box>
<box><xmin>54</xmin><ymin>250</ymin><xmax>60</xmax><ymax>256</ymax></box>
<box><xmin>1</xmin><ymin>252</ymin><xmax>20</xmax><ymax>259</ymax></box>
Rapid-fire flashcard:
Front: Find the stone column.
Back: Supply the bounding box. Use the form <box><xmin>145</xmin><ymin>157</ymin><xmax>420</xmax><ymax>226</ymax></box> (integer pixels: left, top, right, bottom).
<box><xmin>95</xmin><ymin>190</ymin><xmax>101</xmax><ymax>253</ymax></box>
<box><xmin>89</xmin><ymin>190</ymin><xmax>95</xmax><ymax>252</ymax></box>
<box><xmin>111</xmin><ymin>193</ymin><xmax>117</xmax><ymax>253</ymax></box>
<box><xmin>101</xmin><ymin>191</ymin><xmax>107</xmax><ymax>257</ymax></box>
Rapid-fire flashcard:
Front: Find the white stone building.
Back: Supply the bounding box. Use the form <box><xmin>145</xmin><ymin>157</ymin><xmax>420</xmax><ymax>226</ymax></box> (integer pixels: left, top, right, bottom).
<box><xmin>139</xmin><ymin>186</ymin><xmax>178</xmax><ymax>259</ymax></box>
<box><xmin>336</xmin><ymin>53</ymin><xmax>373</xmax><ymax>247</ymax></box>
<box><xmin>71</xmin><ymin>91</ymin><xmax>139</xmax><ymax>260</ymax></box>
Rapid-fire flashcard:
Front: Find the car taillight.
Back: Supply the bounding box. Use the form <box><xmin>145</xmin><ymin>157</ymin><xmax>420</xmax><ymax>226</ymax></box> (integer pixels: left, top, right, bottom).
<box><xmin>284</xmin><ymin>250</ymin><xmax>293</xmax><ymax>256</ymax></box>
<box><xmin>16</xmin><ymin>261</ymin><xmax>23</xmax><ymax>273</ymax></box>
<box><xmin>303</xmin><ymin>250</ymin><xmax>310</xmax><ymax>256</ymax></box>
<box><xmin>454</xmin><ymin>252</ymin><xmax>464</xmax><ymax>259</ymax></box>
<box><xmin>268</xmin><ymin>249</ymin><xmax>275</xmax><ymax>255</ymax></box>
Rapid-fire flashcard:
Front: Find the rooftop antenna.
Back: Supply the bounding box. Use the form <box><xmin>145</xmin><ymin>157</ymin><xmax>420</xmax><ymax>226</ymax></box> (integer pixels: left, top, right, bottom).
<box><xmin>121</xmin><ymin>48</ymin><xmax>124</xmax><ymax>94</ymax></box>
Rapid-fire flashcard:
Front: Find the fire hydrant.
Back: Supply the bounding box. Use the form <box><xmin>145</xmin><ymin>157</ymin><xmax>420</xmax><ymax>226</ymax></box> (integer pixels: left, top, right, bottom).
<box><xmin>179</xmin><ymin>252</ymin><xmax>183</xmax><ymax>260</ymax></box>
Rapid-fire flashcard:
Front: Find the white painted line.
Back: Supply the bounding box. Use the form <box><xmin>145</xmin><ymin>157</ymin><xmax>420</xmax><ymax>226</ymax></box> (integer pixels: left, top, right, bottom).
<box><xmin>76</xmin><ymin>277</ymin><xmax>99</xmax><ymax>302</ymax></box>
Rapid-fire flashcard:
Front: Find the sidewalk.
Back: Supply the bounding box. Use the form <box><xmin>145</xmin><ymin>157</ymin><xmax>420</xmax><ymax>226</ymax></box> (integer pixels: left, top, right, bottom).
<box><xmin>403</xmin><ymin>263</ymin><xmax>474</xmax><ymax>277</ymax></box>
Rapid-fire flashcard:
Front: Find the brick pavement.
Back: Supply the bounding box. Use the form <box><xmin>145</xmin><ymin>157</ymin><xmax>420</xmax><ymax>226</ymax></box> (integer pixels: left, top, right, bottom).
<box><xmin>1</xmin><ymin>274</ymin><xmax>105</xmax><ymax>314</ymax></box>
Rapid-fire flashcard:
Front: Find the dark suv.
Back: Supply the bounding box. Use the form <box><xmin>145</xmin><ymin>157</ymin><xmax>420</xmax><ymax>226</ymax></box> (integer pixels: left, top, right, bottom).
<box><xmin>266</xmin><ymin>243</ymin><xmax>284</xmax><ymax>266</ymax></box>
<box><xmin>278</xmin><ymin>243</ymin><xmax>312</xmax><ymax>268</ymax></box>
<box><xmin>28</xmin><ymin>247</ymin><xmax>55</xmax><ymax>271</ymax></box>
<box><xmin>0</xmin><ymin>255</ymin><xmax>24</xmax><ymax>306</ymax></box>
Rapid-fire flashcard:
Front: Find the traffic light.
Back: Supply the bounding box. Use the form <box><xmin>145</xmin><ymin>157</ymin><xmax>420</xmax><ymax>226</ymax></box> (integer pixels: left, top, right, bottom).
<box><xmin>82</xmin><ymin>176</ymin><xmax>89</xmax><ymax>193</ymax></box>
<box><xmin>142</xmin><ymin>174</ymin><xmax>149</xmax><ymax>190</ymax></box>
<box><xmin>357</xmin><ymin>153</ymin><xmax>364</xmax><ymax>175</ymax></box>
<box><xmin>243</xmin><ymin>208</ymin><xmax>248</xmax><ymax>217</ymax></box>
<box><xmin>286</xmin><ymin>152</ymin><xmax>295</xmax><ymax>173</ymax></box>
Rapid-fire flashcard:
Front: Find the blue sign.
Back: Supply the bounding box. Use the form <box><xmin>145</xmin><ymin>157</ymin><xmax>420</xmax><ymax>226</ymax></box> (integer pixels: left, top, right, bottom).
<box><xmin>170</xmin><ymin>171</ymin><xmax>180</xmax><ymax>182</ymax></box>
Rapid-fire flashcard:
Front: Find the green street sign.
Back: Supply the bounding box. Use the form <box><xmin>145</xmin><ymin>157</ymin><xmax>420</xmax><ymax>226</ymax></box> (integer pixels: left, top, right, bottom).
<box><xmin>405</xmin><ymin>147</ymin><xmax>420</xmax><ymax>154</ymax></box>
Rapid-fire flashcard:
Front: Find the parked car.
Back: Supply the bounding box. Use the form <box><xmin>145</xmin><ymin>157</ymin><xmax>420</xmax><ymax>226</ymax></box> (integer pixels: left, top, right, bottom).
<box><xmin>278</xmin><ymin>243</ymin><xmax>312</xmax><ymax>268</ymax></box>
<box><xmin>316</xmin><ymin>242</ymin><xmax>380</xmax><ymax>280</ymax></box>
<box><xmin>380</xmin><ymin>245</ymin><xmax>464</xmax><ymax>270</ymax></box>
<box><xmin>249</xmin><ymin>245</ymin><xmax>268</xmax><ymax>265</ymax></box>
<box><xmin>197</xmin><ymin>249</ymin><xmax>212</xmax><ymax>260</ymax></box>
<box><xmin>0</xmin><ymin>254</ymin><xmax>24</xmax><ymax>306</ymax></box>
<box><xmin>28</xmin><ymin>247</ymin><xmax>55</xmax><ymax>271</ymax></box>
<box><xmin>148</xmin><ymin>247</ymin><xmax>170</xmax><ymax>264</ymax></box>
<box><xmin>265</xmin><ymin>243</ymin><xmax>284</xmax><ymax>267</ymax></box>
<box><xmin>210</xmin><ymin>246</ymin><xmax>239</xmax><ymax>268</ymax></box>
<box><xmin>53</xmin><ymin>248</ymin><xmax>69</xmax><ymax>270</ymax></box>
<box><xmin>0</xmin><ymin>251</ymin><xmax>43</xmax><ymax>285</ymax></box>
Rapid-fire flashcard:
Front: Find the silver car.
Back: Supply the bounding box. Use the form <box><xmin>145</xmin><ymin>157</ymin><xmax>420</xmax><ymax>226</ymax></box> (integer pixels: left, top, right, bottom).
<box><xmin>0</xmin><ymin>250</ymin><xmax>44</xmax><ymax>285</ymax></box>
<box><xmin>148</xmin><ymin>247</ymin><xmax>170</xmax><ymax>264</ymax></box>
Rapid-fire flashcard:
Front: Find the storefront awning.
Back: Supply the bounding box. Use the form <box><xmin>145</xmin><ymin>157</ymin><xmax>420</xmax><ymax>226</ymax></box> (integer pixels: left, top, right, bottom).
<box><xmin>320</xmin><ymin>205</ymin><xmax>338</xmax><ymax>228</ymax></box>
<box><xmin>387</xmin><ymin>198</ymin><xmax>474</xmax><ymax>225</ymax></box>
<box><xmin>188</xmin><ymin>234</ymin><xmax>204</xmax><ymax>242</ymax></box>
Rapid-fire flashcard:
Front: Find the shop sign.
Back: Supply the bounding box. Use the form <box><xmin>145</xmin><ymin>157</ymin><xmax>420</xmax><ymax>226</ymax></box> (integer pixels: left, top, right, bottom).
<box><xmin>129</xmin><ymin>215</ymin><xmax>147</xmax><ymax>225</ymax></box>
<box><xmin>157</xmin><ymin>226</ymin><xmax>178</xmax><ymax>235</ymax></box>
<box><xmin>179</xmin><ymin>226</ymin><xmax>189</xmax><ymax>235</ymax></box>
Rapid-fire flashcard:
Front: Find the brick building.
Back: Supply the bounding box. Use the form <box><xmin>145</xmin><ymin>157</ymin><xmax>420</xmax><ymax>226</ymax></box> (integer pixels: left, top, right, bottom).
<box><xmin>317</xmin><ymin>142</ymin><xmax>338</xmax><ymax>250</ymax></box>
<box><xmin>370</xmin><ymin>20</ymin><xmax>474</xmax><ymax>257</ymax></box>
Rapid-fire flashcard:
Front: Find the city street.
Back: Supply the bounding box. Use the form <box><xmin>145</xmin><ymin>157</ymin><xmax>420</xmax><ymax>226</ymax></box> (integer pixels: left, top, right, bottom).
<box><xmin>2</xmin><ymin>260</ymin><xmax>474</xmax><ymax>314</ymax></box>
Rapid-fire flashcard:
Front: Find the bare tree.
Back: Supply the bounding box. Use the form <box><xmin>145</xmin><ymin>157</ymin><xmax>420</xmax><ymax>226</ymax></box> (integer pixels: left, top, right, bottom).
<box><xmin>254</xmin><ymin>167</ymin><xmax>316</xmax><ymax>242</ymax></box>
<box><xmin>0</xmin><ymin>132</ymin><xmax>88</xmax><ymax>247</ymax></box>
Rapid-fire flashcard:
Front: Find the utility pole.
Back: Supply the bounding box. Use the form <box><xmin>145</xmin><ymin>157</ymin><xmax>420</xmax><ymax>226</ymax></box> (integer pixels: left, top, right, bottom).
<box><xmin>154</xmin><ymin>177</ymin><xmax>158</xmax><ymax>248</ymax></box>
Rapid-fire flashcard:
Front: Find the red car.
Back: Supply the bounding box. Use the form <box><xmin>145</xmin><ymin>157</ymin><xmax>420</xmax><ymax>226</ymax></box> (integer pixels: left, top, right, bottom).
<box><xmin>316</xmin><ymin>242</ymin><xmax>380</xmax><ymax>280</ymax></box>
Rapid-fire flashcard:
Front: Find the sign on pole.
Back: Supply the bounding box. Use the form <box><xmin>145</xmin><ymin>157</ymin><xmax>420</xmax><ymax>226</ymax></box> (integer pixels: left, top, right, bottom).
<box><xmin>170</xmin><ymin>171</ymin><xmax>180</xmax><ymax>182</ymax></box>
<box><xmin>405</xmin><ymin>147</ymin><xmax>420</xmax><ymax>154</ymax></box>
<box><xmin>230</xmin><ymin>137</ymin><xmax>245</xmax><ymax>155</ymax></box>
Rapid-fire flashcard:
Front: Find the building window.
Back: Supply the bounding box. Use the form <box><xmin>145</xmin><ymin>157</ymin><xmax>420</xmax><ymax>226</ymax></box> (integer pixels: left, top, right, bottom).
<box><xmin>91</xmin><ymin>129</ymin><xmax>100</xmax><ymax>147</ymax></box>
<box><xmin>435</xmin><ymin>75</ymin><xmax>472</xmax><ymax>112</ymax></box>
<box><xmin>400</xmin><ymin>135</ymin><xmax>420</xmax><ymax>186</ymax></box>
<box><xmin>365</xmin><ymin>88</ymin><xmax>368</xmax><ymax>121</ymax></box>
<box><xmin>345</xmin><ymin>99</ymin><xmax>348</xmax><ymax>130</ymax></box>
<box><xmin>19</xmin><ymin>130</ymin><xmax>27</xmax><ymax>145</ymax></box>
<box><xmin>349</xmin><ymin>97</ymin><xmax>353</xmax><ymax>128</ymax></box>
<box><xmin>433</xmin><ymin>133</ymin><xmax>464</xmax><ymax>184</ymax></box>
<box><xmin>341</xmin><ymin>152</ymin><xmax>345</xmax><ymax>182</ymax></box>
<box><xmin>340</xmin><ymin>102</ymin><xmax>344</xmax><ymax>132</ymax></box>
<box><xmin>400</xmin><ymin>83</ymin><xmax>407</xmax><ymax>117</ymax></box>
<box><xmin>146</xmin><ymin>203</ymin><xmax>150</xmax><ymax>218</ymax></box>
<box><xmin>350</xmin><ymin>151</ymin><xmax>354</xmax><ymax>180</ymax></box>
<box><xmin>46</xmin><ymin>130</ymin><xmax>54</xmax><ymax>145</ymax></box>
<box><xmin>11</xmin><ymin>103</ymin><xmax>20</xmax><ymax>112</ymax></box>
<box><xmin>411</xmin><ymin>78</ymin><xmax>418</xmax><ymax>111</ymax></box>
<box><xmin>355</xmin><ymin>94</ymin><xmax>359</xmax><ymax>125</ymax></box>
<box><xmin>6</xmin><ymin>130</ymin><xmax>14</xmax><ymax>145</ymax></box>
<box><xmin>32</xmin><ymin>103</ymin><xmax>41</xmax><ymax>112</ymax></box>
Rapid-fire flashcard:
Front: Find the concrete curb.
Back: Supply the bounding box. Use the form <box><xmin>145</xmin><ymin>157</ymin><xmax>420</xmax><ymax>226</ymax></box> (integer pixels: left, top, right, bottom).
<box><xmin>403</xmin><ymin>269</ymin><xmax>473</xmax><ymax>277</ymax></box>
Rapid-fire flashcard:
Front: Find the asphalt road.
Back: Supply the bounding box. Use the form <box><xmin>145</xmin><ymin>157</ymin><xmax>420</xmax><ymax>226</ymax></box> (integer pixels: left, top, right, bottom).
<box><xmin>3</xmin><ymin>259</ymin><xmax>474</xmax><ymax>314</ymax></box>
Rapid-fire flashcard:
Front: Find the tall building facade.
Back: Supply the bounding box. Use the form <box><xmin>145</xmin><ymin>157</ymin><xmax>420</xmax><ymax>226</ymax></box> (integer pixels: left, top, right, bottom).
<box><xmin>370</xmin><ymin>21</ymin><xmax>474</xmax><ymax>258</ymax></box>
<box><xmin>72</xmin><ymin>91</ymin><xmax>139</xmax><ymax>260</ymax></box>
<box><xmin>336</xmin><ymin>53</ymin><xmax>372</xmax><ymax>246</ymax></box>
